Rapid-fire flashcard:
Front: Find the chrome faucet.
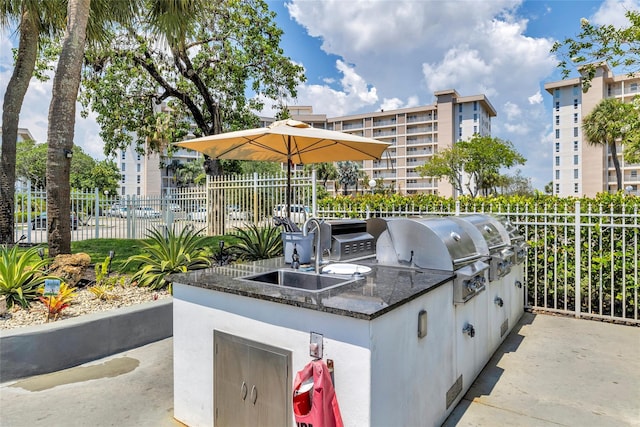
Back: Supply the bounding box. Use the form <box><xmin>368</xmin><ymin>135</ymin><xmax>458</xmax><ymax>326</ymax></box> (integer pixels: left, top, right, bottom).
<box><xmin>303</xmin><ymin>217</ymin><xmax>323</xmax><ymax>274</ymax></box>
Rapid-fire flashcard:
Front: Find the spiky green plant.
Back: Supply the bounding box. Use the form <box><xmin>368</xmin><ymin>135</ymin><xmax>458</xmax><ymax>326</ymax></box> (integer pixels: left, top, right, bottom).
<box><xmin>0</xmin><ymin>246</ymin><xmax>57</xmax><ymax>308</ymax></box>
<box><xmin>123</xmin><ymin>226</ymin><xmax>211</xmax><ymax>290</ymax></box>
<box><xmin>233</xmin><ymin>224</ymin><xmax>283</xmax><ymax>261</ymax></box>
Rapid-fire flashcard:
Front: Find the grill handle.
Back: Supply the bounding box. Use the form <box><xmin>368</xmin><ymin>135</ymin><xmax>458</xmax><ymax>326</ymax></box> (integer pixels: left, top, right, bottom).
<box><xmin>452</xmin><ymin>253</ymin><xmax>481</xmax><ymax>265</ymax></box>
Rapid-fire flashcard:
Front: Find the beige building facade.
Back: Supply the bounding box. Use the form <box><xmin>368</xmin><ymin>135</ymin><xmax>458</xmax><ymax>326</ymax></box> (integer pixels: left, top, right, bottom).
<box><xmin>265</xmin><ymin>89</ymin><xmax>496</xmax><ymax>197</ymax></box>
<box><xmin>121</xmin><ymin>90</ymin><xmax>496</xmax><ymax>197</ymax></box>
<box><xmin>544</xmin><ymin>64</ymin><xmax>640</xmax><ymax>197</ymax></box>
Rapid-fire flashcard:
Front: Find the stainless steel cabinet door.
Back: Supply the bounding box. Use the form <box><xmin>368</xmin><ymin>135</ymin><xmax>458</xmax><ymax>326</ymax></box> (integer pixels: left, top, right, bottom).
<box><xmin>214</xmin><ymin>331</ymin><xmax>291</xmax><ymax>427</ymax></box>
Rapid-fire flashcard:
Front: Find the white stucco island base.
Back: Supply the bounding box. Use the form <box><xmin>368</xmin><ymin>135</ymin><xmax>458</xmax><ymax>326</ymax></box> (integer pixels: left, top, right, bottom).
<box><xmin>172</xmin><ymin>280</ymin><xmax>462</xmax><ymax>427</ymax></box>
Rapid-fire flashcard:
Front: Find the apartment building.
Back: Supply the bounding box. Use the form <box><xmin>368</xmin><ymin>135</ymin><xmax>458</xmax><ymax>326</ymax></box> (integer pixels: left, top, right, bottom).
<box><xmin>264</xmin><ymin>90</ymin><xmax>496</xmax><ymax>197</ymax></box>
<box><xmin>120</xmin><ymin>89</ymin><xmax>495</xmax><ymax>197</ymax></box>
<box><xmin>544</xmin><ymin>64</ymin><xmax>640</xmax><ymax>197</ymax></box>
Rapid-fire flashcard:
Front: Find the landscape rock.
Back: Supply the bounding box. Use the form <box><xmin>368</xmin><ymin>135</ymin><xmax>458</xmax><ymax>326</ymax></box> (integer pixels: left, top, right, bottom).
<box><xmin>48</xmin><ymin>253</ymin><xmax>92</xmax><ymax>286</ymax></box>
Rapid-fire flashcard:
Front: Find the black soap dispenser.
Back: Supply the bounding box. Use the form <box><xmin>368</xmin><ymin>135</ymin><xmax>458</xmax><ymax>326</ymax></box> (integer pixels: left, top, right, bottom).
<box><xmin>291</xmin><ymin>244</ymin><xmax>300</xmax><ymax>269</ymax></box>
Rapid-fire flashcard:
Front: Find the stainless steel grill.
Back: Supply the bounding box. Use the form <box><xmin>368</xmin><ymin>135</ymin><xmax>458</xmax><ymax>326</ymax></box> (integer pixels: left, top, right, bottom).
<box><xmin>373</xmin><ymin>217</ymin><xmax>489</xmax><ymax>303</ymax></box>
<box><xmin>498</xmin><ymin>218</ymin><xmax>528</xmax><ymax>265</ymax></box>
<box><xmin>324</xmin><ymin>219</ymin><xmax>375</xmax><ymax>261</ymax></box>
<box><xmin>452</xmin><ymin>215</ymin><xmax>514</xmax><ymax>282</ymax></box>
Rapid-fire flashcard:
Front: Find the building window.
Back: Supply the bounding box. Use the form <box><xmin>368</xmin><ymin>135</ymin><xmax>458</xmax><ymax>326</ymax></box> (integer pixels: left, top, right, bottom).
<box><xmin>473</xmin><ymin>125</ymin><xmax>477</xmax><ymax>134</ymax></box>
<box><xmin>136</xmin><ymin>187</ymin><xmax>141</xmax><ymax>196</ymax></box>
<box><xmin>572</xmin><ymin>85</ymin><xmax>579</xmax><ymax>96</ymax></box>
<box><xmin>473</xmin><ymin>101</ymin><xmax>478</xmax><ymax>111</ymax></box>
<box><xmin>555</xmin><ymin>88</ymin><xmax>560</xmax><ymax>98</ymax></box>
<box><xmin>555</xmin><ymin>183</ymin><xmax>560</xmax><ymax>194</ymax></box>
<box><xmin>555</xmin><ymin>129</ymin><xmax>560</xmax><ymax>139</ymax></box>
<box><xmin>458</xmin><ymin>104</ymin><xmax>462</xmax><ymax>113</ymax></box>
<box><xmin>555</xmin><ymin>101</ymin><xmax>560</xmax><ymax>112</ymax></box>
<box><xmin>631</xmin><ymin>170</ymin><xmax>637</xmax><ymax>179</ymax></box>
<box><xmin>121</xmin><ymin>174</ymin><xmax>125</xmax><ymax>183</ymax></box>
<box><xmin>574</xmin><ymin>99</ymin><xmax>578</xmax><ymax>109</ymax></box>
<box><xmin>136</xmin><ymin>175</ymin><xmax>141</xmax><ymax>184</ymax></box>
<box><xmin>574</xmin><ymin>169</ymin><xmax>579</xmax><ymax>179</ymax></box>
<box><xmin>473</xmin><ymin>113</ymin><xmax>478</xmax><ymax>122</ymax></box>
<box><xmin>555</xmin><ymin>142</ymin><xmax>560</xmax><ymax>152</ymax></box>
<box><xmin>121</xmin><ymin>187</ymin><xmax>125</xmax><ymax>196</ymax></box>
<box><xmin>555</xmin><ymin>115</ymin><xmax>560</xmax><ymax>125</ymax></box>
<box><xmin>458</xmin><ymin>127</ymin><xmax>462</xmax><ymax>137</ymax></box>
<box><xmin>631</xmin><ymin>82</ymin><xmax>638</xmax><ymax>92</ymax></box>
<box><xmin>136</xmin><ymin>163</ymin><xmax>141</xmax><ymax>172</ymax></box>
<box><xmin>555</xmin><ymin>170</ymin><xmax>560</xmax><ymax>180</ymax></box>
<box><xmin>555</xmin><ymin>156</ymin><xmax>560</xmax><ymax>166</ymax></box>
<box><xmin>574</xmin><ymin>155</ymin><xmax>579</xmax><ymax>165</ymax></box>
<box><xmin>137</xmin><ymin>154</ymin><xmax>141</xmax><ymax>161</ymax></box>
<box><xmin>574</xmin><ymin>141</ymin><xmax>578</xmax><ymax>151</ymax></box>
<box><xmin>574</xmin><ymin>183</ymin><xmax>579</xmax><ymax>193</ymax></box>
<box><xmin>121</xmin><ymin>151</ymin><xmax>126</xmax><ymax>160</ymax></box>
<box><xmin>121</xmin><ymin>162</ymin><xmax>125</xmax><ymax>172</ymax></box>
<box><xmin>574</xmin><ymin>113</ymin><xmax>578</xmax><ymax>123</ymax></box>
<box><xmin>574</xmin><ymin>127</ymin><xmax>578</xmax><ymax>137</ymax></box>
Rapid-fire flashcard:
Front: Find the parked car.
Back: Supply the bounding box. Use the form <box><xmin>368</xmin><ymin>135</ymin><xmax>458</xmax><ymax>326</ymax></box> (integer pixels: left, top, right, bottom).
<box><xmin>135</xmin><ymin>206</ymin><xmax>161</xmax><ymax>218</ymax></box>
<box><xmin>187</xmin><ymin>207</ymin><xmax>207</xmax><ymax>221</ymax></box>
<box><xmin>31</xmin><ymin>212</ymin><xmax>78</xmax><ymax>230</ymax></box>
<box><xmin>227</xmin><ymin>205</ymin><xmax>251</xmax><ymax>220</ymax></box>
<box><xmin>273</xmin><ymin>204</ymin><xmax>310</xmax><ymax>223</ymax></box>
<box><xmin>106</xmin><ymin>204</ymin><xmax>127</xmax><ymax>218</ymax></box>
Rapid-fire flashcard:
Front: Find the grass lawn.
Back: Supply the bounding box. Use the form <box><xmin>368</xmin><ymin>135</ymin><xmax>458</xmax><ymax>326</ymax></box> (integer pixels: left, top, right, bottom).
<box><xmin>9</xmin><ymin>235</ymin><xmax>240</xmax><ymax>274</ymax></box>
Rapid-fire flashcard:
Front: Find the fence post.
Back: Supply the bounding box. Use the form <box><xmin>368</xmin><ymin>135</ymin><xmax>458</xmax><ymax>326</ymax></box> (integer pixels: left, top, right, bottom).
<box><xmin>455</xmin><ymin>200</ymin><xmax>460</xmax><ymax>216</ymax></box>
<box><xmin>575</xmin><ymin>200</ymin><xmax>581</xmax><ymax>318</ymax></box>
<box><xmin>312</xmin><ymin>169</ymin><xmax>317</xmax><ymax>217</ymax></box>
<box><xmin>26</xmin><ymin>181</ymin><xmax>33</xmax><ymax>243</ymax></box>
<box><xmin>253</xmin><ymin>172</ymin><xmax>258</xmax><ymax>225</ymax></box>
<box><xmin>94</xmin><ymin>188</ymin><xmax>100</xmax><ymax>239</ymax></box>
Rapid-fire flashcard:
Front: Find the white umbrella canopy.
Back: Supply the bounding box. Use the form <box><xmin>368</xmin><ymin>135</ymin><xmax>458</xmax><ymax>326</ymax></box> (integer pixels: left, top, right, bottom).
<box><xmin>174</xmin><ymin>119</ymin><xmax>391</xmax><ymax>217</ymax></box>
<box><xmin>174</xmin><ymin>119</ymin><xmax>390</xmax><ymax>163</ymax></box>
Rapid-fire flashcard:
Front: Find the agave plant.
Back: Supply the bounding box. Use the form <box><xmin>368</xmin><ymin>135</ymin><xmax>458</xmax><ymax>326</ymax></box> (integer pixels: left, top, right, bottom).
<box><xmin>123</xmin><ymin>226</ymin><xmax>211</xmax><ymax>290</ymax></box>
<box><xmin>0</xmin><ymin>246</ymin><xmax>56</xmax><ymax>308</ymax></box>
<box><xmin>233</xmin><ymin>224</ymin><xmax>283</xmax><ymax>261</ymax></box>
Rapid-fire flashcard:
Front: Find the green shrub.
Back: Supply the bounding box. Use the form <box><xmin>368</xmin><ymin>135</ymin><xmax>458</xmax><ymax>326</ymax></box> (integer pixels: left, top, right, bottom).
<box><xmin>232</xmin><ymin>224</ymin><xmax>283</xmax><ymax>261</ymax></box>
<box><xmin>0</xmin><ymin>246</ymin><xmax>57</xmax><ymax>308</ymax></box>
<box><xmin>123</xmin><ymin>226</ymin><xmax>211</xmax><ymax>290</ymax></box>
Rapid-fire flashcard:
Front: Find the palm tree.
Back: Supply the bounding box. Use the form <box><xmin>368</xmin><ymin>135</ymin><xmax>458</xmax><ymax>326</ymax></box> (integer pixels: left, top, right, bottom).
<box><xmin>0</xmin><ymin>0</ymin><xmax>64</xmax><ymax>244</ymax></box>
<box><xmin>582</xmin><ymin>98</ymin><xmax>632</xmax><ymax>192</ymax></box>
<box><xmin>336</xmin><ymin>161</ymin><xmax>360</xmax><ymax>196</ymax></box>
<box><xmin>45</xmin><ymin>0</ymin><xmax>91</xmax><ymax>255</ymax></box>
<box><xmin>45</xmin><ymin>0</ymin><xmax>140</xmax><ymax>255</ymax></box>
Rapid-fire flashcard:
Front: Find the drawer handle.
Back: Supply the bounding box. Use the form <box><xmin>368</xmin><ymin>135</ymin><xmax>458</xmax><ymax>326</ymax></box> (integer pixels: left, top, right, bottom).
<box><xmin>241</xmin><ymin>381</ymin><xmax>247</xmax><ymax>400</ymax></box>
<box><xmin>251</xmin><ymin>385</ymin><xmax>257</xmax><ymax>404</ymax></box>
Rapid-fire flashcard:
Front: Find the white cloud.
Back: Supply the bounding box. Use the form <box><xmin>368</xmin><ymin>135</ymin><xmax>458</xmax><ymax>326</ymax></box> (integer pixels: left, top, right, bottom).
<box><xmin>592</xmin><ymin>0</ymin><xmax>640</xmax><ymax>26</ymax></box>
<box><xmin>503</xmin><ymin>102</ymin><xmax>522</xmax><ymax>121</ymax></box>
<box><xmin>528</xmin><ymin>91</ymin><xmax>543</xmax><ymax>104</ymax></box>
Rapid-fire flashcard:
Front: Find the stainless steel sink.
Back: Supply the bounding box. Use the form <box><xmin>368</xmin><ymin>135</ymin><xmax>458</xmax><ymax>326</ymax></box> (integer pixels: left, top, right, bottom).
<box><xmin>239</xmin><ymin>269</ymin><xmax>355</xmax><ymax>292</ymax></box>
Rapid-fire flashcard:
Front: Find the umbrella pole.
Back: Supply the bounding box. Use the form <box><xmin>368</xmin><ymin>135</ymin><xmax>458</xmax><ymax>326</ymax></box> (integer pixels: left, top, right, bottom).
<box><xmin>286</xmin><ymin>151</ymin><xmax>291</xmax><ymax>220</ymax></box>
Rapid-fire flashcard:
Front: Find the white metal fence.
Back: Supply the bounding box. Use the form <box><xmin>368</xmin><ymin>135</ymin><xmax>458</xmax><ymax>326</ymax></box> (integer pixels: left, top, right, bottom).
<box><xmin>318</xmin><ymin>200</ymin><xmax>639</xmax><ymax>324</ymax></box>
<box><xmin>13</xmin><ymin>180</ymin><xmax>638</xmax><ymax>324</ymax></box>
<box><xmin>13</xmin><ymin>172</ymin><xmax>317</xmax><ymax>243</ymax></box>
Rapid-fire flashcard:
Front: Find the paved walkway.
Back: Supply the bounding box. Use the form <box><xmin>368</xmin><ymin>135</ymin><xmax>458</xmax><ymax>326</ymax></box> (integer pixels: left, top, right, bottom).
<box><xmin>1</xmin><ymin>312</ymin><xmax>638</xmax><ymax>426</ymax></box>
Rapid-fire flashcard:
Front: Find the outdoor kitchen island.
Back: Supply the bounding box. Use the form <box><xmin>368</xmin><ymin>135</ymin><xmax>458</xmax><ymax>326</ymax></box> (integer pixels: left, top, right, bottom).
<box><xmin>171</xmin><ymin>256</ymin><xmax>465</xmax><ymax>427</ymax></box>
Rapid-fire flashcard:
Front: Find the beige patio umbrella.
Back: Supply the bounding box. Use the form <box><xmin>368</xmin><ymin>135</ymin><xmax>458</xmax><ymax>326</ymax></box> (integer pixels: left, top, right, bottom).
<box><xmin>174</xmin><ymin>119</ymin><xmax>390</xmax><ymax>216</ymax></box>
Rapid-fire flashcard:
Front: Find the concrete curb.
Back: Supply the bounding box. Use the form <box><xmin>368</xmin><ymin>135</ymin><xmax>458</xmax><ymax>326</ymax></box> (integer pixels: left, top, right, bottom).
<box><xmin>0</xmin><ymin>299</ymin><xmax>173</xmax><ymax>382</ymax></box>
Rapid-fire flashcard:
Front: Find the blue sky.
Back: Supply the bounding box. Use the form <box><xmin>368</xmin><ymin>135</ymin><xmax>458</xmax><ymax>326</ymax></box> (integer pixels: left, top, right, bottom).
<box><xmin>1</xmin><ymin>0</ymin><xmax>638</xmax><ymax>190</ymax></box>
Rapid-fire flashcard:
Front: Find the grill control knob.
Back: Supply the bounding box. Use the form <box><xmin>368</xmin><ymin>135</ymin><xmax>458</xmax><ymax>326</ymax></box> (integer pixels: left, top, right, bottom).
<box><xmin>515</xmin><ymin>280</ymin><xmax>522</xmax><ymax>289</ymax></box>
<box><xmin>465</xmin><ymin>280</ymin><xmax>476</xmax><ymax>292</ymax></box>
<box><xmin>463</xmin><ymin>324</ymin><xmax>475</xmax><ymax>338</ymax></box>
<box><xmin>495</xmin><ymin>297</ymin><xmax>504</xmax><ymax>307</ymax></box>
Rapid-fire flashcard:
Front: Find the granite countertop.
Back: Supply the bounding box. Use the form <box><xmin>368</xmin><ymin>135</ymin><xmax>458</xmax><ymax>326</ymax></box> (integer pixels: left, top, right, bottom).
<box><xmin>170</xmin><ymin>257</ymin><xmax>455</xmax><ymax>320</ymax></box>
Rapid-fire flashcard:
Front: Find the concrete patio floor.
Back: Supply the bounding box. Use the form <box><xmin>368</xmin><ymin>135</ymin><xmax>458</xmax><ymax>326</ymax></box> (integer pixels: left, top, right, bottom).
<box><xmin>1</xmin><ymin>312</ymin><xmax>638</xmax><ymax>426</ymax></box>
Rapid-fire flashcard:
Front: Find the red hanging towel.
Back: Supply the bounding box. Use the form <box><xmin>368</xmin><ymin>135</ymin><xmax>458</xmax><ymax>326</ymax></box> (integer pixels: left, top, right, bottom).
<box><xmin>293</xmin><ymin>359</ymin><xmax>344</xmax><ymax>427</ymax></box>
